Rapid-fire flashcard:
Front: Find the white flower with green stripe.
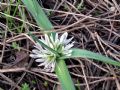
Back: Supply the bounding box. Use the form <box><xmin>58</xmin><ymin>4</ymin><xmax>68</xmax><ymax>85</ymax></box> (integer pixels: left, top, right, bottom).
<box><xmin>30</xmin><ymin>32</ymin><xmax>74</xmax><ymax>72</ymax></box>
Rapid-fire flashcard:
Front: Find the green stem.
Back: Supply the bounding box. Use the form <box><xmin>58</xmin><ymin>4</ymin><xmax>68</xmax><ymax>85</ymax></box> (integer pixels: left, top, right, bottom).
<box><xmin>55</xmin><ymin>60</ymin><xmax>76</xmax><ymax>90</ymax></box>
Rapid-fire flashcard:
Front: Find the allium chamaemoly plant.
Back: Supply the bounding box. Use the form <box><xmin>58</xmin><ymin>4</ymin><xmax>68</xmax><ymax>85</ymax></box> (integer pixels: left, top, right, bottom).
<box><xmin>22</xmin><ymin>0</ymin><xmax>120</xmax><ymax>90</ymax></box>
<box><xmin>30</xmin><ymin>32</ymin><xmax>74</xmax><ymax>72</ymax></box>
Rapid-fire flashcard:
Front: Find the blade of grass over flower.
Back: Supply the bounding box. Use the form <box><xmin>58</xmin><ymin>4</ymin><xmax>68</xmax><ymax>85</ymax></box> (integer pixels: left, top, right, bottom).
<box><xmin>28</xmin><ymin>32</ymin><xmax>59</xmax><ymax>56</ymax></box>
<box><xmin>22</xmin><ymin>0</ymin><xmax>55</xmax><ymax>39</ymax></box>
<box><xmin>61</xmin><ymin>48</ymin><xmax>120</xmax><ymax>67</ymax></box>
<box><xmin>22</xmin><ymin>0</ymin><xmax>53</xmax><ymax>30</ymax></box>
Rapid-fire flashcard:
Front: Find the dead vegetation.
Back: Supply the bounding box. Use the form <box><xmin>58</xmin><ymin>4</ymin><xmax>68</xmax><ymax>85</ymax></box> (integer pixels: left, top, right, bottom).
<box><xmin>0</xmin><ymin>0</ymin><xmax>120</xmax><ymax>90</ymax></box>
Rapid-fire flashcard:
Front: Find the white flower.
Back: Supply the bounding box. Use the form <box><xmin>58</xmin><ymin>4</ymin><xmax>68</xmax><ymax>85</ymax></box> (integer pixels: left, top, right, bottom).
<box><xmin>30</xmin><ymin>32</ymin><xmax>74</xmax><ymax>72</ymax></box>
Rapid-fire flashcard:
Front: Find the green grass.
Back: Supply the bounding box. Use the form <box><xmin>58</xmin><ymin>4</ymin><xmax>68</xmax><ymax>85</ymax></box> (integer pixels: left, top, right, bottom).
<box><xmin>2</xmin><ymin>0</ymin><xmax>25</xmax><ymax>34</ymax></box>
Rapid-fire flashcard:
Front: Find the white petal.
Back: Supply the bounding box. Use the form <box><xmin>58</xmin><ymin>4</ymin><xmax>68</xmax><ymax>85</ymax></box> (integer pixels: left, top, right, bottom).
<box><xmin>44</xmin><ymin>62</ymin><xmax>51</xmax><ymax>68</ymax></box>
<box><xmin>38</xmin><ymin>60</ymin><xmax>48</xmax><ymax>66</ymax></box>
<box><xmin>64</xmin><ymin>50</ymin><xmax>72</xmax><ymax>54</ymax></box>
<box><xmin>32</xmin><ymin>49</ymin><xmax>42</xmax><ymax>54</ymax></box>
<box><xmin>50</xmin><ymin>34</ymin><xmax>54</xmax><ymax>43</ymax></box>
<box><xmin>45</xmin><ymin>34</ymin><xmax>50</xmax><ymax>45</ymax></box>
<box><xmin>55</xmin><ymin>33</ymin><xmax>58</xmax><ymax>40</ymax></box>
<box><xmin>44</xmin><ymin>68</ymin><xmax>51</xmax><ymax>72</ymax></box>
<box><xmin>44</xmin><ymin>63</ymin><xmax>53</xmax><ymax>72</ymax></box>
<box><xmin>63</xmin><ymin>37</ymin><xmax>73</xmax><ymax>45</ymax></box>
<box><xmin>40</xmin><ymin>37</ymin><xmax>45</xmax><ymax>44</ymax></box>
<box><xmin>34</xmin><ymin>43</ymin><xmax>43</xmax><ymax>50</ymax></box>
<box><xmin>64</xmin><ymin>44</ymin><xmax>73</xmax><ymax>50</ymax></box>
<box><xmin>68</xmin><ymin>50</ymin><xmax>72</xmax><ymax>53</ymax></box>
<box><xmin>30</xmin><ymin>54</ymin><xmax>38</xmax><ymax>58</ymax></box>
<box><xmin>42</xmin><ymin>49</ymin><xmax>50</xmax><ymax>54</ymax></box>
<box><xmin>60</xmin><ymin>32</ymin><xmax>68</xmax><ymax>43</ymax></box>
<box><xmin>51</xmin><ymin>62</ymin><xmax>55</xmax><ymax>72</ymax></box>
<box><xmin>49</xmin><ymin>43</ymin><xmax>54</xmax><ymax>48</ymax></box>
<box><xmin>45</xmin><ymin>62</ymin><xmax>55</xmax><ymax>72</ymax></box>
<box><xmin>35</xmin><ymin>59</ymin><xmax>45</xmax><ymax>62</ymax></box>
<box><xmin>66</xmin><ymin>53</ymin><xmax>71</xmax><ymax>56</ymax></box>
<box><xmin>55</xmin><ymin>33</ymin><xmax>60</xmax><ymax>44</ymax></box>
<box><xmin>30</xmin><ymin>54</ymin><xmax>45</xmax><ymax>58</ymax></box>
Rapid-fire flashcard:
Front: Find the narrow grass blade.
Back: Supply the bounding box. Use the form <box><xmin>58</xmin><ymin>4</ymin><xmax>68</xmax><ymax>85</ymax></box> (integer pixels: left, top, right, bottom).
<box><xmin>22</xmin><ymin>0</ymin><xmax>55</xmax><ymax>39</ymax></box>
<box><xmin>22</xmin><ymin>0</ymin><xmax>53</xmax><ymax>30</ymax></box>
<box><xmin>61</xmin><ymin>48</ymin><xmax>120</xmax><ymax>67</ymax></box>
<box><xmin>28</xmin><ymin>32</ymin><xmax>59</xmax><ymax>56</ymax></box>
<box><xmin>55</xmin><ymin>60</ymin><xmax>76</xmax><ymax>90</ymax></box>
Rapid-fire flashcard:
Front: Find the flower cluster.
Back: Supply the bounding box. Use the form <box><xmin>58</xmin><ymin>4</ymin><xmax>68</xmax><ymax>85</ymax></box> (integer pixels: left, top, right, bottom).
<box><xmin>30</xmin><ymin>32</ymin><xmax>74</xmax><ymax>72</ymax></box>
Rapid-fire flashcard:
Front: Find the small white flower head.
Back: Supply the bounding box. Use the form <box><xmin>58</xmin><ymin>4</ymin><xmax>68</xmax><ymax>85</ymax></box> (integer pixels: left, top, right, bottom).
<box><xmin>30</xmin><ymin>32</ymin><xmax>74</xmax><ymax>72</ymax></box>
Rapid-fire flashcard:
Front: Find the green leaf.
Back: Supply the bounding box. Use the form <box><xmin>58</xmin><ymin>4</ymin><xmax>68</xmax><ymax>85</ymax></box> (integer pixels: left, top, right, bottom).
<box><xmin>21</xmin><ymin>83</ymin><xmax>30</xmax><ymax>90</ymax></box>
<box><xmin>22</xmin><ymin>0</ymin><xmax>55</xmax><ymax>39</ymax></box>
<box><xmin>55</xmin><ymin>60</ymin><xmax>76</xmax><ymax>90</ymax></box>
<box><xmin>22</xmin><ymin>0</ymin><xmax>53</xmax><ymax>30</ymax></box>
<box><xmin>61</xmin><ymin>48</ymin><xmax>120</xmax><ymax>67</ymax></box>
<box><xmin>43</xmin><ymin>81</ymin><xmax>48</xmax><ymax>87</ymax></box>
<box><xmin>12</xmin><ymin>42</ymin><xmax>20</xmax><ymax>51</ymax></box>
